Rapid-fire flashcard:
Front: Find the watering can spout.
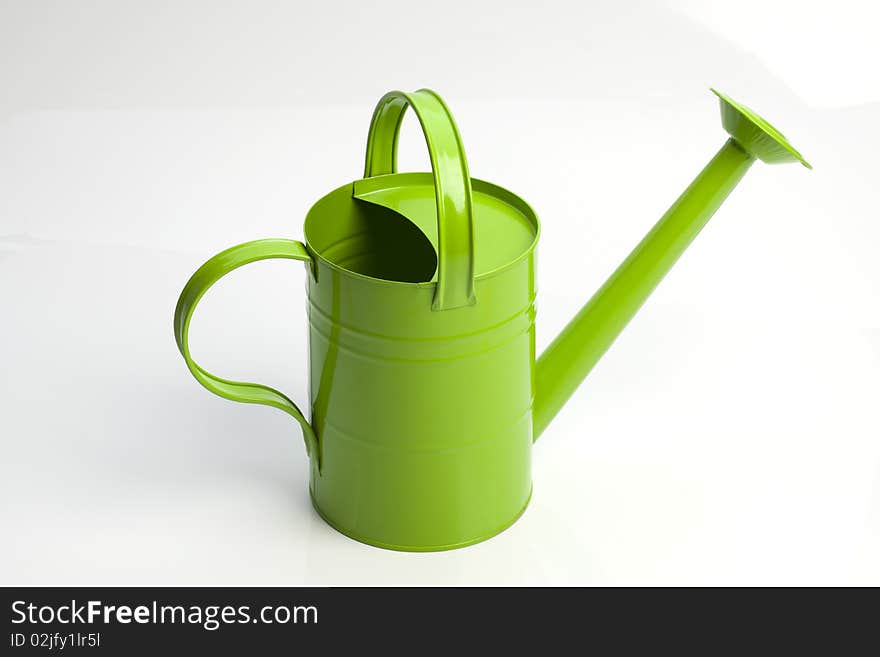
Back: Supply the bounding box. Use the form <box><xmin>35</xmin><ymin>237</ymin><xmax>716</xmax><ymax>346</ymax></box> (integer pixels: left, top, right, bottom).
<box><xmin>532</xmin><ymin>89</ymin><xmax>810</xmax><ymax>440</ymax></box>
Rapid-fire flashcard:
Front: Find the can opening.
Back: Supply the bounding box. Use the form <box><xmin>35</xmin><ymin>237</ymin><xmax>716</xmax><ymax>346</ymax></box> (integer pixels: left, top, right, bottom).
<box><xmin>305</xmin><ymin>187</ymin><xmax>438</xmax><ymax>283</ymax></box>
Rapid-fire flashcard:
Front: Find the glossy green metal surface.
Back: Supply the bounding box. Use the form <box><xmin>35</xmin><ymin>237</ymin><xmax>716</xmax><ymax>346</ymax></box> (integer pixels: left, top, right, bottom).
<box><xmin>173</xmin><ymin>88</ymin><xmax>809</xmax><ymax>550</ymax></box>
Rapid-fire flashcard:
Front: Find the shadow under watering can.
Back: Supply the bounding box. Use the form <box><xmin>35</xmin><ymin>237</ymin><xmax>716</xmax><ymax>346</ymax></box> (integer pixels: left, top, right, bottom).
<box><xmin>174</xmin><ymin>88</ymin><xmax>810</xmax><ymax>551</ymax></box>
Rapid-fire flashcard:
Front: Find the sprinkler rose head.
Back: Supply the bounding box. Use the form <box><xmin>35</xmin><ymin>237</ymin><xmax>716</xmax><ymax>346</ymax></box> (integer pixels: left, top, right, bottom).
<box><xmin>712</xmin><ymin>88</ymin><xmax>811</xmax><ymax>169</ymax></box>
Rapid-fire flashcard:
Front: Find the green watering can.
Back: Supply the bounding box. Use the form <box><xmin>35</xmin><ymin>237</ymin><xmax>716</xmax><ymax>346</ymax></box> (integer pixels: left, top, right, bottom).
<box><xmin>174</xmin><ymin>88</ymin><xmax>810</xmax><ymax>551</ymax></box>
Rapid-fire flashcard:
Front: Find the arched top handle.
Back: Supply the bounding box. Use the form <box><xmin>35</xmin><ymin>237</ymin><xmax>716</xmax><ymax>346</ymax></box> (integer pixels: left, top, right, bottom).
<box><xmin>360</xmin><ymin>89</ymin><xmax>476</xmax><ymax>311</ymax></box>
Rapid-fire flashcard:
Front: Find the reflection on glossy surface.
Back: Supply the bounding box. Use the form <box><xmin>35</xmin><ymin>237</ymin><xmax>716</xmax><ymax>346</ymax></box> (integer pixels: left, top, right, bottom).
<box><xmin>308</xmin><ymin>268</ymin><xmax>340</xmax><ymax>469</ymax></box>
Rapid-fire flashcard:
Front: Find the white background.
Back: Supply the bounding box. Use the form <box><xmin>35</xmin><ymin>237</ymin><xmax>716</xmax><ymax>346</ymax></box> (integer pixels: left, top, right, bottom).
<box><xmin>1</xmin><ymin>0</ymin><xmax>878</xmax><ymax>585</ymax></box>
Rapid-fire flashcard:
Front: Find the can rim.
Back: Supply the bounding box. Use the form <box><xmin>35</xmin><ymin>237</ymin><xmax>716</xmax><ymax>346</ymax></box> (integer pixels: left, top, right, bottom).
<box><xmin>303</xmin><ymin>176</ymin><xmax>541</xmax><ymax>288</ymax></box>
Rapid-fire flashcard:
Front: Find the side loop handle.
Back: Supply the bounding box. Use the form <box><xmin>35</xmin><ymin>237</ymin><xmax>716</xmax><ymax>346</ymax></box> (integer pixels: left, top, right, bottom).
<box><xmin>362</xmin><ymin>89</ymin><xmax>476</xmax><ymax>310</ymax></box>
<box><xmin>173</xmin><ymin>238</ymin><xmax>319</xmax><ymax>465</ymax></box>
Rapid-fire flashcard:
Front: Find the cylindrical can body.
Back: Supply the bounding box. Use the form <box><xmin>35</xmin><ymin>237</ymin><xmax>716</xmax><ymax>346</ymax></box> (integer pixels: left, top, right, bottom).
<box><xmin>305</xmin><ymin>250</ymin><xmax>536</xmax><ymax>550</ymax></box>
